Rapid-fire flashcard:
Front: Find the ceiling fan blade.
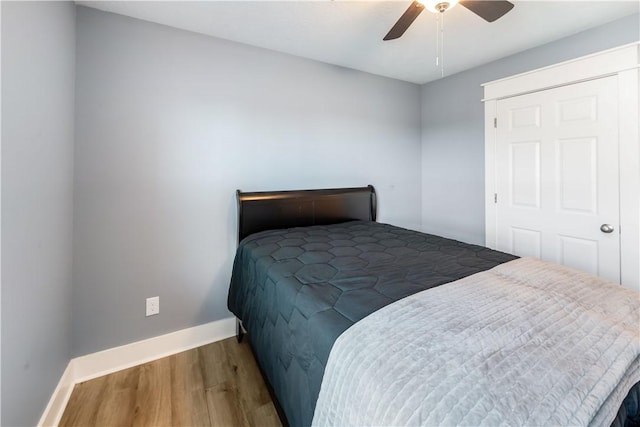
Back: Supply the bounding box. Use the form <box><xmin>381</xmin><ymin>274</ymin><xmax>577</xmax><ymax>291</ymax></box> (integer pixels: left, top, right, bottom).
<box><xmin>383</xmin><ymin>1</ymin><xmax>425</xmax><ymax>41</ymax></box>
<box><xmin>459</xmin><ymin>0</ymin><xmax>514</xmax><ymax>22</ymax></box>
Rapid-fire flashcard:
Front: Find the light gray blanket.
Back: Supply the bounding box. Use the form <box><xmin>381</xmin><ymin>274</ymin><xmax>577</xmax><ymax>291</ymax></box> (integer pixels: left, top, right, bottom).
<box><xmin>312</xmin><ymin>258</ymin><xmax>640</xmax><ymax>426</ymax></box>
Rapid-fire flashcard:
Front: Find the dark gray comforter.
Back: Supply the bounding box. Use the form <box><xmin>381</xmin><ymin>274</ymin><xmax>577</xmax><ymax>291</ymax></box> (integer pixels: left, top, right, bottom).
<box><xmin>227</xmin><ymin>221</ymin><xmax>517</xmax><ymax>426</ymax></box>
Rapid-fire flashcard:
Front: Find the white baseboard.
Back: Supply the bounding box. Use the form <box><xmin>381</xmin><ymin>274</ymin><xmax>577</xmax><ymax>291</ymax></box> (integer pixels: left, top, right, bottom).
<box><xmin>38</xmin><ymin>317</ymin><xmax>237</xmax><ymax>426</ymax></box>
<box><xmin>73</xmin><ymin>317</ymin><xmax>236</xmax><ymax>382</ymax></box>
<box><xmin>38</xmin><ymin>362</ymin><xmax>76</xmax><ymax>427</ymax></box>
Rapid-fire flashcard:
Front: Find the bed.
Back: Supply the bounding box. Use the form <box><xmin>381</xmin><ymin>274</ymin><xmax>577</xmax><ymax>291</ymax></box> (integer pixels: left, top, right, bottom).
<box><xmin>227</xmin><ymin>185</ymin><xmax>640</xmax><ymax>427</ymax></box>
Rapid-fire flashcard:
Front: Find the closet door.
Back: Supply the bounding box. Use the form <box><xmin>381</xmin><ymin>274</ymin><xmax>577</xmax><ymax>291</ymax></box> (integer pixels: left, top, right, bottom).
<box><xmin>494</xmin><ymin>76</ymin><xmax>620</xmax><ymax>283</ymax></box>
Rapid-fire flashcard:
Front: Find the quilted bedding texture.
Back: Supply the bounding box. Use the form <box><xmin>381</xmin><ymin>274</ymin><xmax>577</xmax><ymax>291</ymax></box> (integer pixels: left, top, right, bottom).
<box><xmin>227</xmin><ymin>221</ymin><xmax>517</xmax><ymax>426</ymax></box>
<box><xmin>313</xmin><ymin>257</ymin><xmax>640</xmax><ymax>427</ymax></box>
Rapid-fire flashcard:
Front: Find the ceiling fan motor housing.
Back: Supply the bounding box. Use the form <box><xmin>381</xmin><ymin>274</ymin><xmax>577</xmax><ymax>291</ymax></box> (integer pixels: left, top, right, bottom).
<box><xmin>421</xmin><ymin>0</ymin><xmax>458</xmax><ymax>13</ymax></box>
<box><xmin>435</xmin><ymin>2</ymin><xmax>451</xmax><ymax>13</ymax></box>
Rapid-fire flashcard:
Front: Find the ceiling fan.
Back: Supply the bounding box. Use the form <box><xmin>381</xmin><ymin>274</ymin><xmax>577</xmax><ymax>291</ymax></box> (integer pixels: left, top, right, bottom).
<box><xmin>383</xmin><ymin>0</ymin><xmax>514</xmax><ymax>41</ymax></box>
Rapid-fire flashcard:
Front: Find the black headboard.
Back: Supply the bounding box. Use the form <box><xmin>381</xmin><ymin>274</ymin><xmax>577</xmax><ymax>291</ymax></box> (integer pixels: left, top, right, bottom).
<box><xmin>236</xmin><ymin>185</ymin><xmax>376</xmax><ymax>243</ymax></box>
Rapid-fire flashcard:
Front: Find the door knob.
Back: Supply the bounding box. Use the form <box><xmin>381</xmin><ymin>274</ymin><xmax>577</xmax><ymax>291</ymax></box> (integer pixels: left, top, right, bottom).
<box><xmin>600</xmin><ymin>224</ymin><xmax>615</xmax><ymax>233</ymax></box>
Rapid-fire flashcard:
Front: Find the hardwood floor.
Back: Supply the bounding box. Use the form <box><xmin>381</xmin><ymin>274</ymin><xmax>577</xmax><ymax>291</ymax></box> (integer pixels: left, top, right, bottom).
<box><xmin>59</xmin><ymin>337</ymin><xmax>282</xmax><ymax>427</ymax></box>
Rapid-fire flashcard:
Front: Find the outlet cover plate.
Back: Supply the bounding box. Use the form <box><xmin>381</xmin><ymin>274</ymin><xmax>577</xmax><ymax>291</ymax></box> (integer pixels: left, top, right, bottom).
<box><xmin>146</xmin><ymin>296</ymin><xmax>159</xmax><ymax>316</ymax></box>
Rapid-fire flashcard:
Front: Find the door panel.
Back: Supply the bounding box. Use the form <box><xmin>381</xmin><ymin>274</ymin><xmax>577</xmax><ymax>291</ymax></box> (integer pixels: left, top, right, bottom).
<box><xmin>511</xmin><ymin>227</ymin><xmax>541</xmax><ymax>258</ymax></box>
<box><xmin>557</xmin><ymin>137</ymin><xmax>597</xmax><ymax>213</ymax></box>
<box><xmin>557</xmin><ymin>96</ymin><xmax>597</xmax><ymax>124</ymax></box>
<box><xmin>510</xmin><ymin>141</ymin><xmax>540</xmax><ymax>208</ymax></box>
<box><xmin>558</xmin><ymin>235</ymin><xmax>599</xmax><ymax>276</ymax></box>
<box><xmin>510</xmin><ymin>105</ymin><xmax>541</xmax><ymax>129</ymax></box>
<box><xmin>495</xmin><ymin>76</ymin><xmax>620</xmax><ymax>283</ymax></box>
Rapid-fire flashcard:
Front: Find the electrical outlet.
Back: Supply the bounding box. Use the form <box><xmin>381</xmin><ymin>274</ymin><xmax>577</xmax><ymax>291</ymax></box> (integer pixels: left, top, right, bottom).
<box><xmin>146</xmin><ymin>296</ymin><xmax>159</xmax><ymax>317</ymax></box>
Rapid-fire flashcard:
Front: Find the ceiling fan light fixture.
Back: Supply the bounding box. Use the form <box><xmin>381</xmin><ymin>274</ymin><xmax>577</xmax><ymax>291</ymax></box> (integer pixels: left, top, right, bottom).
<box><xmin>419</xmin><ymin>0</ymin><xmax>459</xmax><ymax>14</ymax></box>
<box><xmin>383</xmin><ymin>0</ymin><xmax>513</xmax><ymax>42</ymax></box>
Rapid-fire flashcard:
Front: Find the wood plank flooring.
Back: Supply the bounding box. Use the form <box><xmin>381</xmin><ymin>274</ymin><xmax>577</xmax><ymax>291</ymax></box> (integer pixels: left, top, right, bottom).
<box><xmin>60</xmin><ymin>338</ymin><xmax>282</xmax><ymax>427</ymax></box>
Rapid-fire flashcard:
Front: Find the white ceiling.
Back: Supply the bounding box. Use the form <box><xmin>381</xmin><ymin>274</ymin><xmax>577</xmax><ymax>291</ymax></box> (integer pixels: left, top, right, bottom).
<box><xmin>77</xmin><ymin>1</ymin><xmax>639</xmax><ymax>84</ymax></box>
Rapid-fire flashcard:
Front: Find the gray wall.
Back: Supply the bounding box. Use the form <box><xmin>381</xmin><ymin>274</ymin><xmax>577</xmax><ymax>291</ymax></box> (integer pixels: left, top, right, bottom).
<box><xmin>421</xmin><ymin>13</ymin><xmax>640</xmax><ymax>245</ymax></box>
<box><xmin>73</xmin><ymin>7</ymin><xmax>422</xmax><ymax>356</ymax></box>
<box><xmin>1</xmin><ymin>2</ymin><xmax>76</xmax><ymax>426</ymax></box>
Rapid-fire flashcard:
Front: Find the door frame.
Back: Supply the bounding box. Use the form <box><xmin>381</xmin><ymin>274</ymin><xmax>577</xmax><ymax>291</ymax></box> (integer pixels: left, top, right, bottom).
<box><xmin>483</xmin><ymin>42</ymin><xmax>640</xmax><ymax>292</ymax></box>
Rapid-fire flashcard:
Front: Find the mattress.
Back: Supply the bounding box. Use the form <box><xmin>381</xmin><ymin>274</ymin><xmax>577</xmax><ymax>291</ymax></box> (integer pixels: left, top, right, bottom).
<box><xmin>227</xmin><ymin>220</ymin><xmax>517</xmax><ymax>426</ymax></box>
<box><xmin>227</xmin><ymin>220</ymin><xmax>640</xmax><ymax>426</ymax></box>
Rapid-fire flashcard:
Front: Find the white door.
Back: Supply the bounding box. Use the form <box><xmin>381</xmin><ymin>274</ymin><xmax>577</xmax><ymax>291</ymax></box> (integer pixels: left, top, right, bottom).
<box><xmin>494</xmin><ymin>76</ymin><xmax>620</xmax><ymax>283</ymax></box>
